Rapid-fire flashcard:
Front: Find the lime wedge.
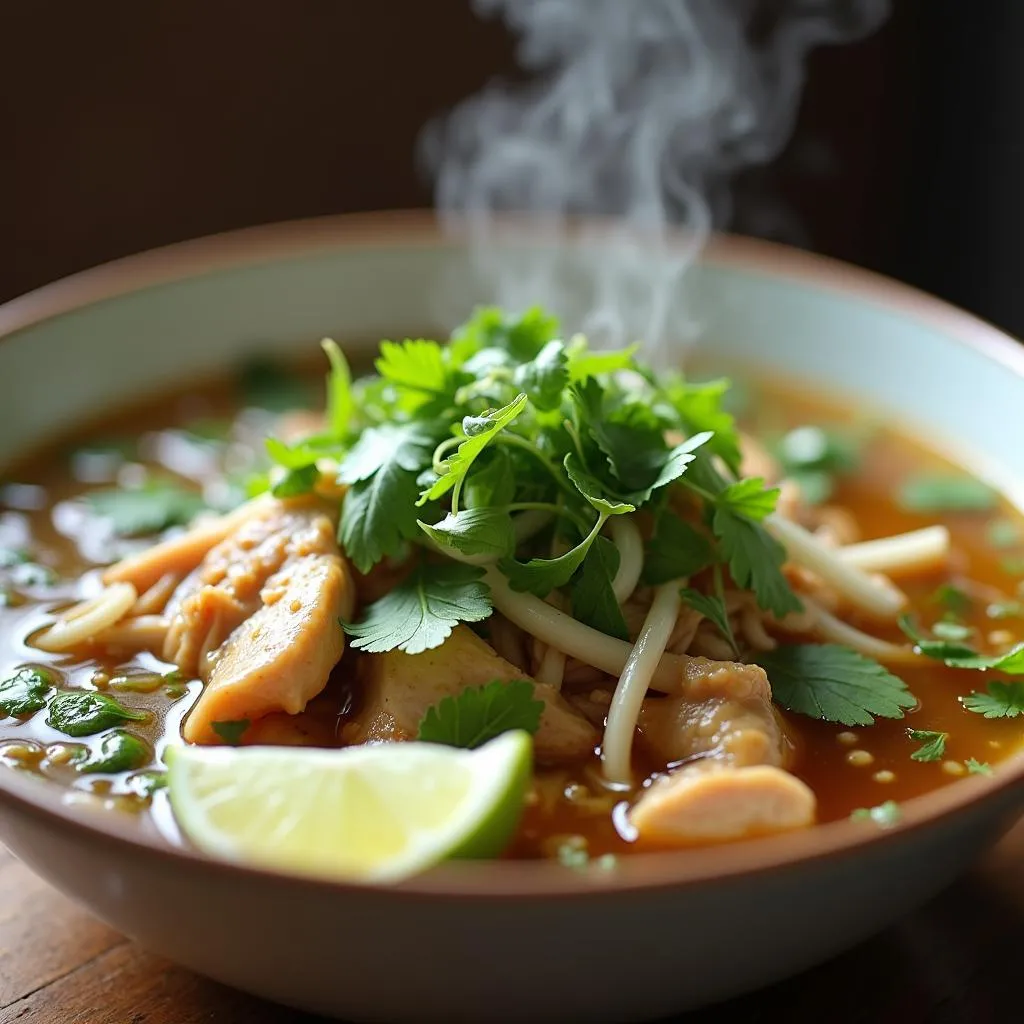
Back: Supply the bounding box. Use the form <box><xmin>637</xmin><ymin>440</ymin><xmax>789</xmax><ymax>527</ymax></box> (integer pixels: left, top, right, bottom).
<box><xmin>166</xmin><ymin>731</ymin><xmax>532</xmax><ymax>882</ymax></box>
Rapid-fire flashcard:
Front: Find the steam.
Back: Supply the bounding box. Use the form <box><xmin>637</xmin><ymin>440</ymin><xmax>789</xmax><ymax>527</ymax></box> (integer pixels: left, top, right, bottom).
<box><xmin>420</xmin><ymin>0</ymin><xmax>889</xmax><ymax>357</ymax></box>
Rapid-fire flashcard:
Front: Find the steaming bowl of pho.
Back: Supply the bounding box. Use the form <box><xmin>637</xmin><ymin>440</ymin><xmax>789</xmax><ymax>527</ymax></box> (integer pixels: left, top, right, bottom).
<box><xmin>0</xmin><ymin>212</ymin><xmax>1021</xmax><ymax>1023</ymax></box>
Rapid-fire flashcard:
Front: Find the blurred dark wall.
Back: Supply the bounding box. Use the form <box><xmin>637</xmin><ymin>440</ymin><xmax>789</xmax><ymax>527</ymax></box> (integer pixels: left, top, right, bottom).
<box><xmin>6</xmin><ymin>1</ymin><xmax>1006</xmax><ymax>336</ymax></box>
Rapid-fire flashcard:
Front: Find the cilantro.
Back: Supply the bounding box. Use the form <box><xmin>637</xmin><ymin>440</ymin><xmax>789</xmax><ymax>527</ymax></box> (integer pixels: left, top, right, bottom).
<box><xmin>46</xmin><ymin>692</ymin><xmax>147</xmax><ymax>737</ymax></box>
<box><xmin>965</xmin><ymin>757</ymin><xmax>993</xmax><ymax>776</ymax></box>
<box><xmin>421</xmin><ymin>395</ymin><xmax>529</xmax><ymax>509</ymax></box>
<box><xmin>211</xmin><ymin>720</ymin><xmax>250</xmax><ymax>745</ymax></box>
<box><xmin>758</xmin><ymin>644</ymin><xmax>915</xmax><ymax>726</ymax></box>
<box><xmin>717</xmin><ymin>477</ymin><xmax>780</xmax><ymax>522</ymax></box>
<box><xmin>272</xmin><ymin>464</ymin><xmax>320</xmax><ymax>498</ymax></box>
<box><xmin>562</xmin><ymin>454</ymin><xmax>637</xmax><ymax>517</ymax></box>
<box><xmin>664</xmin><ymin>376</ymin><xmax>743</xmax><ymax>475</ymax></box>
<box><xmin>344</xmin><ymin>563</ymin><xmax>492</xmax><ymax>655</ymax></box>
<box><xmin>570</xmin><ymin>536</ymin><xmax>629</xmax><ymax>641</ymax></box>
<box><xmin>0</xmin><ymin>666</ymin><xmax>55</xmax><ymax>718</ymax></box>
<box><xmin>75</xmin><ymin>730</ymin><xmax>150</xmax><ymax>774</ymax></box>
<box><xmin>899</xmin><ymin>616</ymin><xmax>1024</xmax><ymax>674</ymax></box>
<box><xmin>321</xmin><ymin>339</ymin><xmax>353</xmax><ymax>438</ymax></box>
<box><xmin>642</xmin><ymin>516</ymin><xmax>716</xmax><ymax>585</ymax></box>
<box><xmin>680</xmin><ymin>584</ymin><xmax>738</xmax><ymax>656</ymax></box>
<box><xmin>419</xmin><ymin>508</ymin><xmax>515</xmax><ymax>562</ymax></box>
<box><xmin>851</xmin><ymin>800</ymin><xmax>901</xmax><ymax>828</ymax></box>
<box><xmin>416</xmin><ymin>679</ymin><xmax>544</xmax><ymax>749</ymax></box>
<box><xmin>514</xmin><ymin>340</ymin><xmax>568</xmax><ymax>412</ymax></box>
<box><xmin>961</xmin><ymin>681</ymin><xmax>1024</xmax><ymax>719</ymax></box>
<box><xmin>931</xmin><ymin>584</ymin><xmax>972</xmax><ymax>617</ymax></box>
<box><xmin>337</xmin><ymin>423</ymin><xmax>437</xmax><ymax>574</ymax></box>
<box><xmin>907</xmin><ymin>729</ymin><xmax>948</xmax><ymax>762</ymax></box>
<box><xmin>453</xmin><ymin>306</ymin><xmax>559</xmax><ymax>362</ymax></box>
<box><xmin>565</xmin><ymin>339</ymin><xmax>637</xmax><ymax>382</ymax></box>
<box><xmin>774</xmin><ymin>425</ymin><xmax>860</xmax><ymax>505</ymax></box>
<box><xmin>713</xmin><ymin>508</ymin><xmax>802</xmax><ymax>618</ymax></box>
<box><xmin>86</xmin><ymin>480</ymin><xmax>205</xmax><ymax>536</ymax></box>
<box><xmin>376</xmin><ymin>339</ymin><xmax>452</xmax><ymax>412</ymax></box>
<box><xmin>463</xmin><ymin>449</ymin><xmax>516</xmax><ymax>509</ymax></box>
<box><xmin>897</xmin><ymin>474</ymin><xmax>997</xmax><ymax>514</ymax></box>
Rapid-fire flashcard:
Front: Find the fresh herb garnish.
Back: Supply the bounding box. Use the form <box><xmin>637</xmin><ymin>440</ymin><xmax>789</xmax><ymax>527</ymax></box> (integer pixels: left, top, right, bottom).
<box><xmin>46</xmin><ymin>691</ymin><xmax>147</xmax><ymax>737</ymax></box>
<box><xmin>899</xmin><ymin>616</ymin><xmax>1024</xmax><ymax>673</ymax></box>
<box><xmin>757</xmin><ymin>644</ymin><xmax>915</xmax><ymax>726</ymax></box>
<box><xmin>0</xmin><ymin>666</ymin><xmax>55</xmax><ymax>717</ymax></box>
<box><xmin>907</xmin><ymin>728</ymin><xmax>948</xmax><ymax>762</ymax></box>
<box><xmin>75</xmin><ymin>730</ymin><xmax>150</xmax><ymax>774</ymax></box>
<box><xmin>344</xmin><ymin>563</ymin><xmax>492</xmax><ymax>655</ymax></box>
<box><xmin>86</xmin><ymin>480</ymin><xmax>205</xmax><ymax>536</ymax></box>
<box><xmin>931</xmin><ymin>583</ymin><xmax>972</xmax><ymax>617</ymax></box>
<box><xmin>569</xmin><ymin>536</ymin><xmax>630</xmax><ymax>641</ymax></box>
<box><xmin>773</xmin><ymin>425</ymin><xmax>860</xmax><ymax>505</ymax></box>
<box><xmin>965</xmin><ymin>758</ymin><xmax>994</xmax><ymax>776</ymax></box>
<box><xmin>896</xmin><ymin>474</ymin><xmax>997</xmax><ymax>514</ymax></box>
<box><xmin>416</xmin><ymin>679</ymin><xmax>544</xmax><ymax>749</ymax></box>
<box><xmin>211</xmin><ymin>720</ymin><xmax>250</xmax><ymax>745</ymax></box>
<box><xmin>851</xmin><ymin>800</ymin><xmax>901</xmax><ymax>828</ymax></box>
<box><xmin>961</xmin><ymin>681</ymin><xmax>1024</xmax><ymax>719</ymax></box>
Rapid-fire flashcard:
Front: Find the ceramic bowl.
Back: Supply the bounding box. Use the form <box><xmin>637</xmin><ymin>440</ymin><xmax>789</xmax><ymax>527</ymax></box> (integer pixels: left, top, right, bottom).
<box><xmin>1</xmin><ymin>213</ymin><xmax>1022</xmax><ymax>1024</ymax></box>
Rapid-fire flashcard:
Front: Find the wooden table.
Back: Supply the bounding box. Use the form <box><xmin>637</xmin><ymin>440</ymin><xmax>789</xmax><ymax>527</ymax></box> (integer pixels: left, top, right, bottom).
<box><xmin>2</xmin><ymin>822</ymin><xmax>1022</xmax><ymax>1024</ymax></box>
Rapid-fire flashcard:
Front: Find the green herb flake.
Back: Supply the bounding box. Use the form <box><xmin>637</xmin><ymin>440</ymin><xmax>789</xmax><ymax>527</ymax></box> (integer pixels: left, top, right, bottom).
<box><xmin>417</xmin><ymin>679</ymin><xmax>543</xmax><ymax>749</ymax></box>
<box><xmin>931</xmin><ymin>584</ymin><xmax>973</xmax><ymax>617</ymax></box>
<box><xmin>570</xmin><ymin>535</ymin><xmax>629</xmax><ymax>641</ymax></box>
<box><xmin>899</xmin><ymin>615</ymin><xmax>1024</xmax><ymax>674</ymax></box>
<box><xmin>0</xmin><ymin>666</ymin><xmax>56</xmax><ymax>717</ymax></box>
<box><xmin>961</xmin><ymin>681</ymin><xmax>1024</xmax><ymax>719</ymax></box>
<box><xmin>907</xmin><ymin>729</ymin><xmax>948</xmax><ymax>762</ymax></box>
<box><xmin>272</xmin><ymin>463</ymin><xmax>321</xmax><ymax>498</ymax></box>
<box><xmin>124</xmin><ymin>769</ymin><xmax>168</xmax><ymax>798</ymax></box>
<box><xmin>211</xmin><ymin>720</ymin><xmax>250</xmax><ymax>745</ymax></box>
<box><xmin>757</xmin><ymin>644</ymin><xmax>915</xmax><ymax>727</ymax></box>
<box><xmin>896</xmin><ymin>474</ymin><xmax>997</xmax><ymax>514</ymax></box>
<box><xmin>46</xmin><ymin>691</ymin><xmax>147</xmax><ymax>737</ymax></box>
<box><xmin>75</xmin><ymin>730</ymin><xmax>150</xmax><ymax>774</ymax></box>
<box><xmin>86</xmin><ymin>480</ymin><xmax>206</xmax><ymax>537</ymax></box>
<box><xmin>851</xmin><ymin>800</ymin><xmax>902</xmax><ymax>828</ymax></box>
<box><xmin>965</xmin><ymin>758</ymin><xmax>994</xmax><ymax>776</ymax></box>
<box><xmin>344</xmin><ymin>562</ymin><xmax>492</xmax><ymax>655</ymax></box>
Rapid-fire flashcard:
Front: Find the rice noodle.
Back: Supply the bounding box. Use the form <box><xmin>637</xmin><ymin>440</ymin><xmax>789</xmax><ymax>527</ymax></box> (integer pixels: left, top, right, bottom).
<box><xmin>838</xmin><ymin>526</ymin><xmax>950</xmax><ymax>577</ymax></box>
<box><xmin>35</xmin><ymin>583</ymin><xmax>138</xmax><ymax>652</ymax></box>
<box><xmin>601</xmin><ymin>579</ymin><xmax>683</xmax><ymax>785</ymax></box>
<box><xmin>609</xmin><ymin>517</ymin><xmax>644</xmax><ymax>604</ymax></box>
<box><xmin>483</xmin><ymin>568</ymin><xmax>685</xmax><ymax>692</ymax></box>
<box><xmin>94</xmin><ymin>614</ymin><xmax>170</xmax><ymax>651</ymax></box>
<box><xmin>765</xmin><ymin>513</ymin><xmax>907</xmax><ymax>618</ymax></box>
<box><xmin>131</xmin><ymin>572</ymin><xmax>181</xmax><ymax>616</ymax></box>
<box><xmin>775</xmin><ymin>593</ymin><xmax>921</xmax><ymax>665</ymax></box>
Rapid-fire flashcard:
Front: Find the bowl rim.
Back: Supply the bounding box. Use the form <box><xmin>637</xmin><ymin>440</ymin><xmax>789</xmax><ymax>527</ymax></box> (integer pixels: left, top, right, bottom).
<box><xmin>1</xmin><ymin>209</ymin><xmax>1022</xmax><ymax>900</ymax></box>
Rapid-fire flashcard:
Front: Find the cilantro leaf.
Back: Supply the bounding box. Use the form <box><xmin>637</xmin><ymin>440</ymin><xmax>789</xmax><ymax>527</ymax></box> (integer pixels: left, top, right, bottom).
<box><xmin>907</xmin><ymin>728</ymin><xmax>948</xmax><ymax>762</ymax></box>
<box><xmin>679</xmin><ymin>586</ymin><xmax>738</xmax><ymax>656</ymax></box>
<box><xmin>418</xmin><ymin>508</ymin><xmax>515</xmax><ymax>562</ymax></box>
<box><xmin>344</xmin><ymin>563</ymin><xmax>492</xmax><ymax>655</ymax></box>
<box><xmin>463</xmin><ymin>449</ymin><xmax>516</xmax><ymax>509</ymax></box>
<box><xmin>337</xmin><ymin>423</ymin><xmax>436</xmax><ymax>573</ymax></box>
<box><xmin>899</xmin><ymin>616</ymin><xmax>1024</xmax><ymax>673</ymax></box>
<box><xmin>421</xmin><ymin>394</ymin><xmax>529</xmax><ymax>507</ymax></box>
<box><xmin>897</xmin><ymin>474</ymin><xmax>997</xmax><ymax>514</ymax></box>
<box><xmin>453</xmin><ymin>306</ymin><xmax>560</xmax><ymax>362</ymax></box>
<box><xmin>265</xmin><ymin>435</ymin><xmax>344</xmax><ymax>470</ymax></box>
<box><xmin>851</xmin><ymin>800</ymin><xmax>901</xmax><ymax>828</ymax></box>
<box><xmin>713</xmin><ymin>508</ymin><xmax>802</xmax><ymax>618</ymax></box>
<box><xmin>717</xmin><ymin>477</ymin><xmax>780</xmax><ymax>522</ymax></box>
<box><xmin>86</xmin><ymin>481</ymin><xmax>205</xmax><ymax>537</ymax></box>
<box><xmin>758</xmin><ymin>644</ymin><xmax>915</xmax><ymax>726</ymax></box>
<box><xmin>563</xmin><ymin>454</ymin><xmax>636</xmax><ymax>517</ymax></box>
<box><xmin>416</xmin><ymin>679</ymin><xmax>544</xmax><ymax>749</ymax></box>
<box><xmin>211</xmin><ymin>720</ymin><xmax>250</xmax><ymax>745</ymax></box>
<box><xmin>321</xmin><ymin>338</ymin><xmax>353</xmax><ymax>439</ymax></box>
<box><xmin>272</xmin><ymin>464</ymin><xmax>320</xmax><ymax>498</ymax></box>
<box><xmin>774</xmin><ymin>425</ymin><xmax>860</xmax><ymax>504</ymax></box>
<box><xmin>500</xmin><ymin>521</ymin><xmax>604</xmax><ymax>598</ymax></box>
<box><xmin>642</xmin><ymin>515</ymin><xmax>717</xmax><ymax>585</ymax></box>
<box><xmin>961</xmin><ymin>681</ymin><xmax>1024</xmax><ymax>718</ymax></box>
<box><xmin>664</xmin><ymin>376</ymin><xmax>743</xmax><ymax>475</ymax></box>
<box><xmin>565</xmin><ymin>339</ymin><xmax>638</xmax><ymax>382</ymax></box>
<box><xmin>570</xmin><ymin>536</ymin><xmax>629</xmax><ymax>641</ymax></box>
<box><xmin>514</xmin><ymin>340</ymin><xmax>568</xmax><ymax>412</ymax></box>
<box><xmin>375</xmin><ymin>339</ymin><xmax>449</xmax><ymax>409</ymax></box>
<box><xmin>966</xmin><ymin>757</ymin><xmax>994</xmax><ymax>776</ymax></box>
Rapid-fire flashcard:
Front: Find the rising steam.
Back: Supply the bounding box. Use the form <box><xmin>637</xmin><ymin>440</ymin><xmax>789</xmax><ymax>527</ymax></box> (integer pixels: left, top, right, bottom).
<box><xmin>420</xmin><ymin>0</ymin><xmax>889</xmax><ymax>356</ymax></box>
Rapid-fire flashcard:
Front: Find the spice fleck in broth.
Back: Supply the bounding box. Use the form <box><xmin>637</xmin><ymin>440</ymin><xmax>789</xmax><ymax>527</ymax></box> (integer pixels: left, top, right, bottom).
<box><xmin>1</xmin><ymin>310</ymin><xmax>1022</xmax><ymax>879</ymax></box>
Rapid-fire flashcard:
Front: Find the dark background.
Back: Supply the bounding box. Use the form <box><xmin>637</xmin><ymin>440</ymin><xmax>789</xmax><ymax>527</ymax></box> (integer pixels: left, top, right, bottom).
<box><xmin>3</xmin><ymin>1</ymin><xmax>1022</xmax><ymax>336</ymax></box>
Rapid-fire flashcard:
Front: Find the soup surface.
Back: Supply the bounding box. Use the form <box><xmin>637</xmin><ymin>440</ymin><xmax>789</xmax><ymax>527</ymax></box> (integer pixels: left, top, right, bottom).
<box><xmin>1</xmin><ymin>312</ymin><xmax>1022</xmax><ymax>873</ymax></box>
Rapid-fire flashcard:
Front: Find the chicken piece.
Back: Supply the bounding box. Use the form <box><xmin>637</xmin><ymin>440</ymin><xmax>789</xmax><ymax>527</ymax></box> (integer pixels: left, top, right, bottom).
<box><xmin>102</xmin><ymin>496</ymin><xmax>272</xmax><ymax>594</ymax></box>
<box><xmin>638</xmin><ymin>658</ymin><xmax>784</xmax><ymax>768</ymax></box>
<box><xmin>630</xmin><ymin>656</ymin><xmax>816</xmax><ymax>843</ymax></box>
<box><xmin>630</xmin><ymin>763</ymin><xmax>816</xmax><ymax>843</ymax></box>
<box><xmin>162</xmin><ymin>497</ymin><xmax>342</xmax><ymax>676</ymax></box>
<box><xmin>343</xmin><ymin>625</ymin><xmax>598</xmax><ymax>764</ymax></box>
<box><xmin>183</xmin><ymin>552</ymin><xmax>353</xmax><ymax>743</ymax></box>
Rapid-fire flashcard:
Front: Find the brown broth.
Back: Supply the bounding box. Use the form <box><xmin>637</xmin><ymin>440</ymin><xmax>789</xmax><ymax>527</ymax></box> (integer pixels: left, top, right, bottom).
<box><xmin>1</xmin><ymin>368</ymin><xmax>1023</xmax><ymax>862</ymax></box>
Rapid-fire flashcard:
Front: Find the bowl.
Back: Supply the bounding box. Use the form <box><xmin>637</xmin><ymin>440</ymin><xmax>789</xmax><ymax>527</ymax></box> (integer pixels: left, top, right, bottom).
<box><xmin>1</xmin><ymin>212</ymin><xmax>1022</xmax><ymax>1023</ymax></box>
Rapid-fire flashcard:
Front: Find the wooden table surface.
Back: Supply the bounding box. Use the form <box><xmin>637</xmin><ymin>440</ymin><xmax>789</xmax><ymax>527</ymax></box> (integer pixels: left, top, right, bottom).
<box><xmin>1</xmin><ymin>822</ymin><xmax>1022</xmax><ymax>1024</ymax></box>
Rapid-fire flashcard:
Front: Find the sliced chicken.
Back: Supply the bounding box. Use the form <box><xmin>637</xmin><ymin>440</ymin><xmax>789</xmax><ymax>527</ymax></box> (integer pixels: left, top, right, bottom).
<box><xmin>630</xmin><ymin>763</ymin><xmax>815</xmax><ymax>843</ymax></box>
<box><xmin>343</xmin><ymin>624</ymin><xmax>598</xmax><ymax>764</ymax></box>
<box><xmin>630</xmin><ymin>656</ymin><xmax>816</xmax><ymax>843</ymax></box>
